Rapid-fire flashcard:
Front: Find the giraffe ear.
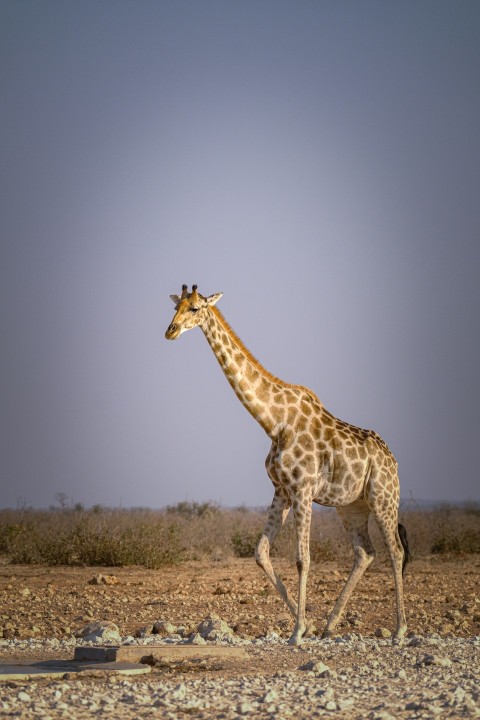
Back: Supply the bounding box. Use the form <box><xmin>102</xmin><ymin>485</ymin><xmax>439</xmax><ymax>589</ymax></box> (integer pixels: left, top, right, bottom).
<box><xmin>205</xmin><ymin>292</ymin><xmax>223</xmax><ymax>307</ymax></box>
<box><xmin>170</xmin><ymin>294</ymin><xmax>181</xmax><ymax>305</ymax></box>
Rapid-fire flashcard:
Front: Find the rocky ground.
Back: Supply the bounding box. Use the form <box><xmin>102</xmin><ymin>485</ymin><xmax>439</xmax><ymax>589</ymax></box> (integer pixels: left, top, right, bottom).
<box><xmin>0</xmin><ymin>556</ymin><xmax>479</xmax><ymax>718</ymax></box>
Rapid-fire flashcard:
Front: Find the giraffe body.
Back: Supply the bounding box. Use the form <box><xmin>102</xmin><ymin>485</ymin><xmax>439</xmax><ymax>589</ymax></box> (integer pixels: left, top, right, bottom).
<box><xmin>166</xmin><ymin>286</ymin><xmax>409</xmax><ymax>644</ymax></box>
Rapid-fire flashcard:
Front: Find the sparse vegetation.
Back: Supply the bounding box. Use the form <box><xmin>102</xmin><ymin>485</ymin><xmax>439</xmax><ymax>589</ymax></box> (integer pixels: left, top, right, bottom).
<box><xmin>429</xmin><ymin>503</ymin><xmax>480</xmax><ymax>555</ymax></box>
<box><xmin>166</xmin><ymin>500</ymin><xmax>221</xmax><ymax>519</ymax></box>
<box><xmin>0</xmin><ymin>509</ymin><xmax>187</xmax><ymax>568</ymax></box>
<box><xmin>398</xmin><ymin>501</ymin><xmax>480</xmax><ymax>557</ymax></box>
<box><xmin>0</xmin><ymin>501</ymin><xmax>478</xmax><ymax>567</ymax></box>
<box><xmin>231</xmin><ymin>529</ymin><xmax>262</xmax><ymax>558</ymax></box>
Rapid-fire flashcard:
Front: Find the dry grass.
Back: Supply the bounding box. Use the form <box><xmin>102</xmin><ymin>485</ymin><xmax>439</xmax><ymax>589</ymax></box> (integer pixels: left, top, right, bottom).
<box><xmin>0</xmin><ymin>500</ymin><xmax>478</xmax><ymax>568</ymax></box>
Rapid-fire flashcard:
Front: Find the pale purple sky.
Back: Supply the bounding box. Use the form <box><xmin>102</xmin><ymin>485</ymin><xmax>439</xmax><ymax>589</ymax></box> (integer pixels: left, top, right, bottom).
<box><xmin>1</xmin><ymin>1</ymin><xmax>479</xmax><ymax>508</ymax></box>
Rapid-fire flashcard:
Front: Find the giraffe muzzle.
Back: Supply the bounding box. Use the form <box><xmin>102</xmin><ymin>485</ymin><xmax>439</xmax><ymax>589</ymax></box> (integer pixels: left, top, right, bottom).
<box><xmin>165</xmin><ymin>323</ymin><xmax>180</xmax><ymax>340</ymax></box>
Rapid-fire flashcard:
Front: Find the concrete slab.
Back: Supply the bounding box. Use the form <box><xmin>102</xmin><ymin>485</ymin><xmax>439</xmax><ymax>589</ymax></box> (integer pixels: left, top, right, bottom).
<box><xmin>74</xmin><ymin>644</ymin><xmax>246</xmax><ymax>664</ymax></box>
<box><xmin>0</xmin><ymin>660</ymin><xmax>151</xmax><ymax>681</ymax></box>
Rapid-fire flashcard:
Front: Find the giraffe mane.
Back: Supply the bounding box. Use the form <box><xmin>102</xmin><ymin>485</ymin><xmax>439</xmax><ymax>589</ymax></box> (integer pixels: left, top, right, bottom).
<box><xmin>210</xmin><ymin>306</ymin><xmax>320</xmax><ymax>404</ymax></box>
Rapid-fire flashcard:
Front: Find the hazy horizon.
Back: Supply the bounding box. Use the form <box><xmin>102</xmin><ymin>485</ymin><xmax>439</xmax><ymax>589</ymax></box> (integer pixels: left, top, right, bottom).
<box><xmin>1</xmin><ymin>1</ymin><xmax>480</xmax><ymax>509</ymax></box>
<box><xmin>4</xmin><ymin>496</ymin><xmax>475</xmax><ymax>513</ymax></box>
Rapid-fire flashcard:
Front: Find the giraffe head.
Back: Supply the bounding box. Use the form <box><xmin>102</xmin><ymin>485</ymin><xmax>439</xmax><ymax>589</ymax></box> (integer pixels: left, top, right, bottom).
<box><xmin>165</xmin><ymin>284</ymin><xmax>223</xmax><ymax>340</ymax></box>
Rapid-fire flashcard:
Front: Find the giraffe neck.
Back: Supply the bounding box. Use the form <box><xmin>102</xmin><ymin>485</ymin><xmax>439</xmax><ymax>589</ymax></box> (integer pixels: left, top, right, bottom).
<box><xmin>201</xmin><ymin>306</ymin><xmax>287</xmax><ymax>437</ymax></box>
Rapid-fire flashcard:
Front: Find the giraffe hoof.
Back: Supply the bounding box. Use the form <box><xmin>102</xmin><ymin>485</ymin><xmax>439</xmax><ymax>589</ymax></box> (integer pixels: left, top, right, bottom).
<box><xmin>288</xmin><ymin>621</ymin><xmax>316</xmax><ymax>644</ymax></box>
<box><xmin>392</xmin><ymin>629</ymin><xmax>407</xmax><ymax>645</ymax></box>
<box><xmin>287</xmin><ymin>637</ymin><xmax>303</xmax><ymax>646</ymax></box>
<box><xmin>321</xmin><ymin>629</ymin><xmax>334</xmax><ymax>640</ymax></box>
<box><xmin>287</xmin><ymin>631</ymin><xmax>304</xmax><ymax>646</ymax></box>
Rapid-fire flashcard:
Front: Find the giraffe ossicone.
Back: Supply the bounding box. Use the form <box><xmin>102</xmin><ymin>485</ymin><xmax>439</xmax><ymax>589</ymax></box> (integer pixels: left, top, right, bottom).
<box><xmin>165</xmin><ymin>285</ymin><xmax>410</xmax><ymax>645</ymax></box>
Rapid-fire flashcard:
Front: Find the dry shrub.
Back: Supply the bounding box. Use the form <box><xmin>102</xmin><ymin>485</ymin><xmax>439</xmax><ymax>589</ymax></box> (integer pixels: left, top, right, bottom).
<box><xmin>399</xmin><ymin>501</ymin><xmax>480</xmax><ymax>558</ymax></box>
<box><xmin>0</xmin><ymin>509</ymin><xmax>186</xmax><ymax>568</ymax></box>
<box><xmin>0</xmin><ymin>501</ymin><xmax>478</xmax><ymax>567</ymax></box>
<box><xmin>428</xmin><ymin>503</ymin><xmax>480</xmax><ymax>555</ymax></box>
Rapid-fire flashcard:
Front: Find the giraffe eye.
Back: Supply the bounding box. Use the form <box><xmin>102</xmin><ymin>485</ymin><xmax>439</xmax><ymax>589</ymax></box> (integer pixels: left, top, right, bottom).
<box><xmin>190</xmin><ymin>307</ymin><xmax>199</xmax><ymax>314</ymax></box>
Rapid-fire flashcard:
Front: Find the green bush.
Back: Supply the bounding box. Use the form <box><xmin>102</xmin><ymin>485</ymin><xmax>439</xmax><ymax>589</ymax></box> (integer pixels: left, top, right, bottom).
<box><xmin>166</xmin><ymin>501</ymin><xmax>220</xmax><ymax>518</ymax></box>
<box><xmin>431</xmin><ymin>528</ymin><xmax>480</xmax><ymax>555</ymax></box>
<box><xmin>231</xmin><ymin>529</ymin><xmax>261</xmax><ymax>558</ymax></box>
<box><xmin>0</xmin><ymin>524</ymin><xmax>24</xmax><ymax>554</ymax></box>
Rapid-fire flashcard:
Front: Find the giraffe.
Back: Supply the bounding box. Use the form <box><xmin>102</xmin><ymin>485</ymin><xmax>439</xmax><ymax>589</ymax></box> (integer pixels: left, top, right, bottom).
<box><xmin>165</xmin><ymin>285</ymin><xmax>410</xmax><ymax>645</ymax></box>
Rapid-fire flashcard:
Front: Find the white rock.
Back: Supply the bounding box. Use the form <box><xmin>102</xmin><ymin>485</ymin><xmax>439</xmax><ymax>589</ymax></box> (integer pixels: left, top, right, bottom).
<box><xmin>299</xmin><ymin>659</ymin><xmax>330</xmax><ymax>675</ymax></box>
<box><xmin>153</xmin><ymin>620</ymin><xmax>176</xmax><ymax>635</ymax></box>
<box><xmin>169</xmin><ymin>683</ymin><xmax>187</xmax><ymax>700</ymax></box>
<box><xmin>375</xmin><ymin>627</ymin><xmax>392</xmax><ymax>638</ymax></box>
<box><xmin>196</xmin><ymin>616</ymin><xmax>234</xmax><ymax>639</ymax></box>
<box><xmin>262</xmin><ymin>689</ymin><xmax>278</xmax><ymax>703</ymax></box>
<box><xmin>237</xmin><ymin>701</ymin><xmax>254</xmax><ymax>714</ymax></box>
<box><xmin>185</xmin><ymin>633</ymin><xmax>207</xmax><ymax>645</ymax></box>
<box><xmin>416</xmin><ymin>653</ymin><xmax>453</xmax><ymax>667</ymax></box>
<box><xmin>75</xmin><ymin>621</ymin><xmax>121</xmax><ymax>643</ymax></box>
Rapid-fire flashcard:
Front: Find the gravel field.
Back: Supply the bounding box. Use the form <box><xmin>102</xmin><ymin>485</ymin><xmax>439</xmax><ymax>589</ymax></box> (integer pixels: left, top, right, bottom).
<box><xmin>0</xmin><ymin>634</ymin><xmax>479</xmax><ymax>719</ymax></box>
<box><xmin>1</xmin><ymin>557</ymin><xmax>479</xmax><ymax>718</ymax></box>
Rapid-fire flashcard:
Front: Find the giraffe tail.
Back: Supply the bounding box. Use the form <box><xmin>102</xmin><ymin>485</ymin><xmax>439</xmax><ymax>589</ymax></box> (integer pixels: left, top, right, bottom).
<box><xmin>398</xmin><ymin>523</ymin><xmax>411</xmax><ymax>577</ymax></box>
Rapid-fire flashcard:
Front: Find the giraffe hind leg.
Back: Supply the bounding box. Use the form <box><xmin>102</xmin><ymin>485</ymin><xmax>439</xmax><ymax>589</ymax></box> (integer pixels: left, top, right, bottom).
<box><xmin>322</xmin><ymin>502</ymin><xmax>375</xmax><ymax>638</ymax></box>
<box><xmin>373</xmin><ymin>515</ymin><xmax>408</xmax><ymax>641</ymax></box>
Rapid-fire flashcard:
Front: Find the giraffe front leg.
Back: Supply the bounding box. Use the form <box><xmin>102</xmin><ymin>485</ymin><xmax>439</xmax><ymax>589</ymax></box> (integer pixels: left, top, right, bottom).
<box><xmin>255</xmin><ymin>492</ymin><xmax>298</xmax><ymax>619</ymax></box>
<box><xmin>288</xmin><ymin>499</ymin><xmax>312</xmax><ymax>646</ymax></box>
